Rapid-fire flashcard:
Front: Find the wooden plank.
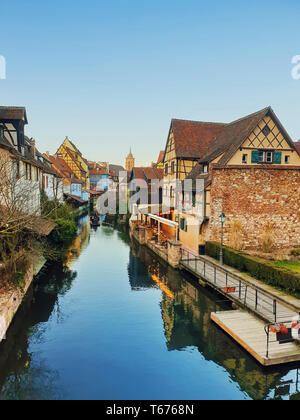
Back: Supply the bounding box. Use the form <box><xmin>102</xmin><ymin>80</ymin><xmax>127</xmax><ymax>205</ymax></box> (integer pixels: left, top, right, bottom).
<box><xmin>211</xmin><ymin>310</ymin><xmax>300</xmax><ymax>366</ymax></box>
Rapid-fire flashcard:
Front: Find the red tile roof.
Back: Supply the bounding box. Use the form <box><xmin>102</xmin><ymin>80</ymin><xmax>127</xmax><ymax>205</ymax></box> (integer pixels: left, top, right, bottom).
<box><xmin>157</xmin><ymin>150</ymin><xmax>165</xmax><ymax>164</ymax></box>
<box><xmin>131</xmin><ymin>167</ymin><xmax>164</xmax><ymax>182</ymax></box>
<box><xmin>45</xmin><ymin>154</ymin><xmax>82</xmax><ymax>184</ymax></box>
<box><xmin>170</xmin><ymin>119</ymin><xmax>226</xmax><ymax>158</ymax></box>
<box><xmin>89</xmin><ymin>167</ymin><xmax>107</xmax><ymax>175</ymax></box>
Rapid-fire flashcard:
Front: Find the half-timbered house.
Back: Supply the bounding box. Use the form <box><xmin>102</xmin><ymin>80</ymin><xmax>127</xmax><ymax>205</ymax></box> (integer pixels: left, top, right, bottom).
<box><xmin>56</xmin><ymin>137</ymin><xmax>90</xmax><ymax>190</ymax></box>
<box><xmin>177</xmin><ymin>107</ymin><xmax>300</xmax><ymax>253</ymax></box>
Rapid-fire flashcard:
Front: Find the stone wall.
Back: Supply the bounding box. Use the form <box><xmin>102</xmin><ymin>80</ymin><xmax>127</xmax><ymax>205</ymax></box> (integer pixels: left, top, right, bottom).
<box><xmin>0</xmin><ymin>262</ymin><xmax>34</xmax><ymax>342</ymax></box>
<box><xmin>204</xmin><ymin>167</ymin><xmax>300</xmax><ymax>250</ymax></box>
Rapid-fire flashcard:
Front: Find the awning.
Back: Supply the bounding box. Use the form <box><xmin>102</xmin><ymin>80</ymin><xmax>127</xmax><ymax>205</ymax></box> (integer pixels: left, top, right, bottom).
<box><xmin>64</xmin><ymin>193</ymin><xmax>88</xmax><ymax>204</ymax></box>
<box><xmin>147</xmin><ymin>213</ymin><xmax>178</xmax><ymax>228</ymax></box>
<box><xmin>29</xmin><ymin>218</ymin><xmax>56</xmax><ymax>236</ymax></box>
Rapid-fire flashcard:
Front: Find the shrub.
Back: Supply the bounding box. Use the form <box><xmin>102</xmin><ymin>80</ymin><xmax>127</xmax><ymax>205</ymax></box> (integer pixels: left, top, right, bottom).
<box><xmin>205</xmin><ymin>241</ymin><xmax>300</xmax><ymax>293</ymax></box>
<box><xmin>228</xmin><ymin>219</ymin><xmax>244</xmax><ymax>250</ymax></box>
<box><xmin>291</xmin><ymin>248</ymin><xmax>300</xmax><ymax>257</ymax></box>
<box><xmin>260</xmin><ymin>221</ymin><xmax>275</xmax><ymax>253</ymax></box>
<box><xmin>50</xmin><ymin>219</ymin><xmax>77</xmax><ymax>247</ymax></box>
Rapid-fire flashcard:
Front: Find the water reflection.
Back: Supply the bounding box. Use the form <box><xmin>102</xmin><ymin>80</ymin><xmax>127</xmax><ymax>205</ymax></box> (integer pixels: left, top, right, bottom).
<box><xmin>0</xmin><ymin>262</ymin><xmax>78</xmax><ymax>400</ymax></box>
<box><xmin>130</xmin><ymin>240</ymin><xmax>300</xmax><ymax>400</ymax></box>
<box><xmin>0</xmin><ymin>219</ymin><xmax>299</xmax><ymax>400</ymax></box>
<box><xmin>0</xmin><ymin>218</ymin><xmax>88</xmax><ymax>400</ymax></box>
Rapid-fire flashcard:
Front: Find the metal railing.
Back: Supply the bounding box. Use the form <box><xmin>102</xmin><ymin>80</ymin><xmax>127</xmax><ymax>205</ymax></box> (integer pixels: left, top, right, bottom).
<box><xmin>180</xmin><ymin>248</ymin><xmax>294</xmax><ymax>323</ymax></box>
<box><xmin>264</xmin><ymin>321</ymin><xmax>300</xmax><ymax>358</ymax></box>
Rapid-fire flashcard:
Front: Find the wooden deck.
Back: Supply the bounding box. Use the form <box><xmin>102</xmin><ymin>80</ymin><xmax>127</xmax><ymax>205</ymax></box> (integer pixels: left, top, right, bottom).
<box><xmin>211</xmin><ymin>310</ymin><xmax>300</xmax><ymax>366</ymax></box>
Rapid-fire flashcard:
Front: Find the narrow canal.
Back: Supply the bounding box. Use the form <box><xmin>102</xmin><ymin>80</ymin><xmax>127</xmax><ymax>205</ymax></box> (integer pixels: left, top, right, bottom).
<box><xmin>0</xmin><ymin>216</ymin><xmax>299</xmax><ymax>400</ymax></box>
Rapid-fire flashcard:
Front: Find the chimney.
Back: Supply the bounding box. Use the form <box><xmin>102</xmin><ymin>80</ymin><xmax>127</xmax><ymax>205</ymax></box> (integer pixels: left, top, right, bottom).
<box><xmin>29</xmin><ymin>139</ymin><xmax>36</xmax><ymax>159</ymax></box>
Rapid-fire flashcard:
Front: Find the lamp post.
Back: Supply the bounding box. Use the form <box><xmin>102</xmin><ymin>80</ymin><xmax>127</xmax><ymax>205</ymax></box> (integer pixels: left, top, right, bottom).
<box><xmin>219</xmin><ymin>213</ymin><xmax>226</xmax><ymax>265</ymax></box>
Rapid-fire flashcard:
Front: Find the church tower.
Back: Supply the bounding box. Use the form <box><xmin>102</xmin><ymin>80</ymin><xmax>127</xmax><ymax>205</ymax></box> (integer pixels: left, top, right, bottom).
<box><xmin>126</xmin><ymin>148</ymin><xmax>135</xmax><ymax>172</ymax></box>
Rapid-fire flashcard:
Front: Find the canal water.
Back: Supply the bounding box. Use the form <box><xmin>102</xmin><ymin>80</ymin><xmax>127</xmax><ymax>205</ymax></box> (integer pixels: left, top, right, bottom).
<box><xmin>0</xmin><ymin>216</ymin><xmax>299</xmax><ymax>400</ymax></box>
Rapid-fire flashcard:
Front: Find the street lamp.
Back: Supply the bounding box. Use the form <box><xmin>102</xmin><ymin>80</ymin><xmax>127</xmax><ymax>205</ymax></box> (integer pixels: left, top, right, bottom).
<box><xmin>219</xmin><ymin>213</ymin><xmax>226</xmax><ymax>265</ymax></box>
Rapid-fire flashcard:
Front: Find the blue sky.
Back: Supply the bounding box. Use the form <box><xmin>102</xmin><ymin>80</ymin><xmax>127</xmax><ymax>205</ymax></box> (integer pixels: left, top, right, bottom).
<box><xmin>1</xmin><ymin>0</ymin><xmax>300</xmax><ymax>166</ymax></box>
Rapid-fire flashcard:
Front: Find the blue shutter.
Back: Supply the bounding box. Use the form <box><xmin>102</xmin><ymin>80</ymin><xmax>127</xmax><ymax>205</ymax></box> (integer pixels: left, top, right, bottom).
<box><xmin>274</xmin><ymin>151</ymin><xmax>282</xmax><ymax>164</ymax></box>
<box><xmin>251</xmin><ymin>151</ymin><xmax>260</xmax><ymax>163</ymax></box>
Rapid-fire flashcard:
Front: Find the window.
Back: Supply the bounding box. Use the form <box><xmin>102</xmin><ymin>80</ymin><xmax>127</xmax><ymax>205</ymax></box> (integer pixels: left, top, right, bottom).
<box><xmin>258</xmin><ymin>151</ymin><xmax>264</xmax><ymax>162</ymax></box>
<box><xmin>16</xmin><ymin>161</ymin><xmax>20</xmax><ymax>179</ymax></box>
<box><xmin>171</xmin><ymin>161</ymin><xmax>175</xmax><ymax>174</ymax></box>
<box><xmin>252</xmin><ymin>150</ymin><xmax>282</xmax><ymax>164</ymax></box>
<box><xmin>285</xmin><ymin>155</ymin><xmax>290</xmax><ymax>164</ymax></box>
<box><xmin>266</xmin><ymin>151</ymin><xmax>273</xmax><ymax>163</ymax></box>
<box><xmin>180</xmin><ymin>218</ymin><xmax>188</xmax><ymax>232</ymax></box>
<box><xmin>192</xmin><ymin>191</ymin><xmax>196</xmax><ymax>207</ymax></box>
<box><xmin>203</xmin><ymin>165</ymin><xmax>208</xmax><ymax>173</ymax></box>
<box><xmin>165</xmin><ymin>163</ymin><xmax>168</xmax><ymax>175</ymax></box>
<box><xmin>262</xmin><ymin>125</ymin><xmax>271</xmax><ymax>136</ymax></box>
<box><xmin>0</xmin><ymin>126</ymin><xmax>4</xmax><ymax>139</ymax></box>
<box><xmin>242</xmin><ymin>154</ymin><xmax>248</xmax><ymax>164</ymax></box>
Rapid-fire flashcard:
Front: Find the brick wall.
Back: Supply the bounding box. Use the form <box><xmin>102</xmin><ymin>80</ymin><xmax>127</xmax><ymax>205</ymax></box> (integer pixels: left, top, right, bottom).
<box><xmin>204</xmin><ymin>167</ymin><xmax>300</xmax><ymax>250</ymax></box>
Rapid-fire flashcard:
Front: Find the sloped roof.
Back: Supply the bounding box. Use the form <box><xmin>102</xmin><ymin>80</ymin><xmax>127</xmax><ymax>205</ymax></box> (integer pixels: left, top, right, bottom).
<box><xmin>170</xmin><ymin>119</ymin><xmax>226</xmax><ymax>159</ymax></box>
<box><xmin>64</xmin><ymin>193</ymin><xmax>87</xmax><ymax>204</ymax></box>
<box><xmin>294</xmin><ymin>141</ymin><xmax>300</xmax><ymax>155</ymax></box>
<box><xmin>109</xmin><ymin>164</ymin><xmax>126</xmax><ymax>176</ymax></box>
<box><xmin>131</xmin><ymin>167</ymin><xmax>164</xmax><ymax>183</ymax></box>
<box><xmin>200</xmin><ymin>107</ymin><xmax>270</xmax><ymax>164</ymax></box>
<box><xmin>157</xmin><ymin>150</ymin><xmax>165</xmax><ymax>164</ymax></box>
<box><xmin>89</xmin><ymin>167</ymin><xmax>107</xmax><ymax>175</ymax></box>
<box><xmin>200</xmin><ymin>106</ymin><xmax>297</xmax><ymax>165</ymax></box>
<box><xmin>0</xmin><ymin>106</ymin><xmax>28</xmax><ymax>124</ymax></box>
<box><xmin>143</xmin><ymin>167</ymin><xmax>164</xmax><ymax>180</ymax></box>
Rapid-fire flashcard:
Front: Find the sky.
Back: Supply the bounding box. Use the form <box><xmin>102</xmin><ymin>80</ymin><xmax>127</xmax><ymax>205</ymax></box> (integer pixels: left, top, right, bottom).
<box><xmin>1</xmin><ymin>0</ymin><xmax>300</xmax><ymax>166</ymax></box>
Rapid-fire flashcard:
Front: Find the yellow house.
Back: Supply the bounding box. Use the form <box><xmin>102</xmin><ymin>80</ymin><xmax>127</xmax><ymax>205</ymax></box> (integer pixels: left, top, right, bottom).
<box><xmin>56</xmin><ymin>137</ymin><xmax>90</xmax><ymax>190</ymax></box>
<box><xmin>178</xmin><ymin>106</ymin><xmax>300</xmax><ymax>253</ymax></box>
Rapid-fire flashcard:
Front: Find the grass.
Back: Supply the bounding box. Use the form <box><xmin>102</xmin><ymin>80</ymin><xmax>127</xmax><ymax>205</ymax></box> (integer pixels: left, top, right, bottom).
<box><xmin>273</xmin><ymin>261</ymin><xmax>300</xmax><ymax>273</ymax></box>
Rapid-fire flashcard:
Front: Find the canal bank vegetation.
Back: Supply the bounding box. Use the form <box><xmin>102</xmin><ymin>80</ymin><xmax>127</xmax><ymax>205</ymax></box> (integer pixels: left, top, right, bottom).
<box><xmin>40</xmin><ymin>190</ymin><xmax>77</xmax><ymax>260</ymax></box>
<box><xmin>206</xmin><ymin>241</ymin><xmax>300</xmax><ymax>294</ymax></box>
<box><xmin>0</xmin><ymin>155</ymin><xmax>53</xmax><ymax>291</ymax></box>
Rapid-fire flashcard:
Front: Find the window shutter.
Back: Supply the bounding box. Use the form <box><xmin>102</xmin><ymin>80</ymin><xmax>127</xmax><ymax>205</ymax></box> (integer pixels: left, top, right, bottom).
<box><xmin>274</xmin><ymin>151</ymin><xmax>282</xmax><ymax>164</ymax></box>
<box><xmin>180</xmin><ymin>218</ymin><xmax>184</xmax><ymax>230</ymax></box>
<box><xmin>251</xmin><ymin>151</ymin><xmax>259</xmax><ymax>163</ymax></box>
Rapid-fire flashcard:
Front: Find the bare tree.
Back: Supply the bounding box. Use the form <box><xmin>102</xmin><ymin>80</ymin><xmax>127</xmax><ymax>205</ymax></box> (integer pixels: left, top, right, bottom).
<box><xmin>0</xmin><ymin>152</ymin><xmax>56</xmax><ymax>287</ymax></box>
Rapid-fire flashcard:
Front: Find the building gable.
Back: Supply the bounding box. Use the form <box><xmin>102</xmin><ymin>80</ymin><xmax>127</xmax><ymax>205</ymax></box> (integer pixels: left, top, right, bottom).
<box><xmin>227</xmin><ymin>113</ymin><xmax>300</xmax><ymax>166</ymax></box>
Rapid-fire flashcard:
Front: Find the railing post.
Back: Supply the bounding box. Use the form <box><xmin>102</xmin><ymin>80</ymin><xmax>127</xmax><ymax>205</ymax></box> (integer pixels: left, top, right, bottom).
<box><xmin>214</xmin><ymin>266</ymin><xmax>216</xmax><ymax>285</ymax></box>
<box><xmin>204</xmin><ymin>261</ymin><xmax>206</xmax><ymax>277</ymax></box>
<box><xmin>244</xmin><ymin>286</ymin><xmax>248</xmax><ymax>305</ymax></box>
<box><xmin>266</xmin><ymin>326</ymin><xmax>270</xmax><ymax>359</ymax></box>
<box><xmin>273</xmin><ymin>300</ymin><xmax>277</xmax><ymax>323</ymax></box>
<box><xmin>239</xmin><ymin>281</ymin><xmax>241</xmax><ymax>300</ymax></box>
<box><xmin>226</xmin><ymin>272</ymin><xmax>228</xmax><ymax>288</ymax></box>
<box><xmin>255</xmin><ymin>289</ymin><xmax>258</xmax><ymax>311</ymax></box>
